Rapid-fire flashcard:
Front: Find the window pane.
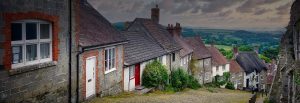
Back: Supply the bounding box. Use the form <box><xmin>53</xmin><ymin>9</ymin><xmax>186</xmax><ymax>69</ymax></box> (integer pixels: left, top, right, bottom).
<box><xmin>11</xmin><ymin>23</ymin><xmax>22</xmax><ymax>41</ymax></box>
<box><xmin>26</xmin><ymin>23</ymin><xmax>37</xmax><ymax>40</ymax></box>
<box><xmin>40</xmin><ymin>24</ymin><xmax>50</xmax><ymax>39</ymax></box>
<box><xmin>12</xmin><ymin>45</ymin><xmax>23</xmax><ymax>64</ymax></box>
<box><xmin>40</xmin><ymin>43</ymin><xmax>50</xmax><ymax>59</ymax></box>
<box><xmin>26</xmin><ymin>44</ymin><xmax>37</xmax><ymax>61</ymax></box>
<box><xmin>109</xmin><ymin>49</ymin><xmax>112</xmax><ymax>70</ymax></box>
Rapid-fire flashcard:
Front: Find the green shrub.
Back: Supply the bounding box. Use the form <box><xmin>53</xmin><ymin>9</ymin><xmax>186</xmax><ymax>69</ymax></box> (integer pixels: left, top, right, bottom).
<box><xmin>170</xmin><ymin>68</ymin><xmax>201</xmax><ymax>91</ymax></box>
<box><xmin>142</xmin><ymin>60</ymin><xmax>169</xmax><ymax>89</ymax></box>
<box><xmin>170</xmin><ymin>68</ymin><xmax>189</xmax><ymax>91</ymax></box>
<box><xmin>187</xmin><ymin>75</ymin><xmax>201</xmax><ymax>89</ymax></box>
<box><xmin>225</xmin><ymin>82</ymin><xmax>235</xmax><ymax>90</ymax></box>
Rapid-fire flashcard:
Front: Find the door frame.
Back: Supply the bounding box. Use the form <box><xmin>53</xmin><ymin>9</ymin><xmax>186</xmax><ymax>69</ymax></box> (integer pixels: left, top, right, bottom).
<box><xmin>85</xmin><ymin>56</ymin><xmax>96</xmax><ymax>98</ymax></box>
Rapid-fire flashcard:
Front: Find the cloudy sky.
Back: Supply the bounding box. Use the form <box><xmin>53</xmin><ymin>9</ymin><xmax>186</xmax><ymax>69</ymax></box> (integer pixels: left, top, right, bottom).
<box><xmin>88</xmin><ymin>0</ymin><xmax>294</xmax><ymax>31</ymax></box>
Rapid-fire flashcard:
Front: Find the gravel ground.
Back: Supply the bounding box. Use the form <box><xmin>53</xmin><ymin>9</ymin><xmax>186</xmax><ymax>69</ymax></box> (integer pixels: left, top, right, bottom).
<box><xmin>90</xmin><ymin>88</ymin><xmax>252</xmax><ymax>103</ymax></box>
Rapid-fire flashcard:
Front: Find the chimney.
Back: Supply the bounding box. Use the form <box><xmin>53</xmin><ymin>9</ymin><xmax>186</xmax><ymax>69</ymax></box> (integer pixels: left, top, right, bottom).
<box><xmin>233</xmin><ymin>44</ymin><xmax>239</xmax><ymax>57</ymax></box>
<box><xmin>253</xmin><ymin>45</ymin><xmax>259</xmax><ymax>54</ymax></box>
<box><xmin>211</xmin><ymin>40</ymin><xmax>215</xmax><ymax>47</ymax></box>
<box><xmin>151</xmin><ymin>5</ymin><xmax>160</xmax><ymax>24</ymax></box>
<box><xmin>174</xmin><ymin>23</ymin><xmax>182</xmax><ymax>37</ymax></box>
<box><xmin>167</xmin><ymin>24</ymin><xmax>174</xmax><ymax>35</ymax></box>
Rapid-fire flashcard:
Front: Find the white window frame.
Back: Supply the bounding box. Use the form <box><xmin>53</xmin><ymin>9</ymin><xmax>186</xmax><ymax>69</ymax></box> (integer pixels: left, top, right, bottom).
<box><xmin>129</xmin><ymin>66</ymin><xmax>135</xmax><ymax>79</ymax></box>
<box><xmin>11</xmin><ymin>20</ymin><xmax>52</xmax><ymax>69</ymax></box>
<box><xmin>104</xmin><ymin>47</ymin><xmax>116</xmax><ymax>74</ymax></box>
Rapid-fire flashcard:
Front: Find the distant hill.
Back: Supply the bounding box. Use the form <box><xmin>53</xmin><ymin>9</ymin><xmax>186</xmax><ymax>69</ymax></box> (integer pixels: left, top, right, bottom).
<box><xmin>113</xmin><ymin>22</ymin><xmax>283</xmax><ymax>50</ymax></box>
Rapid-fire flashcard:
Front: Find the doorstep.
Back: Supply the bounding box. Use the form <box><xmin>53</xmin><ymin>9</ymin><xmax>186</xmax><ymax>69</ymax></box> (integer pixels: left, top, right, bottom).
<box><xmin>134</xmin><ymin>86</ymin><xmax>153</xmax><ymax>94</ymax></box>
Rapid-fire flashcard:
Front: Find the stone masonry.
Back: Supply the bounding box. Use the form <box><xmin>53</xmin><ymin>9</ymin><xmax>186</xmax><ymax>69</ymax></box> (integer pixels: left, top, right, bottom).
<box><xmin>0</xmin><ymin>0</ymin><xmax>73</xmax><ymax>102</ymax></box>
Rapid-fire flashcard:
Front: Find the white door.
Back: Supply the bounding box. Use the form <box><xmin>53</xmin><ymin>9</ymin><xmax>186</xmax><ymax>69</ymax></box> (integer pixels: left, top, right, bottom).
<box><xmin>86</xmin><ymin>56</ymin><xmax>96</xmax><ymax>98</ymax></box>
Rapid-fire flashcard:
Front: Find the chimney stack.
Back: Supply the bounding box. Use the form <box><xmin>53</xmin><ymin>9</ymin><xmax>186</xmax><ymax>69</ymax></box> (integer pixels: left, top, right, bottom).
<box><xmin>167</xmin><ymin>23</ymin><xmax>182</xmax><ymax>37</ymax></box>
<box><xmin>174</xmin><ymin>23</ymin><xmax>182</xmax><ymax>37</ymax></box>
<box><xmin>253</xmin><ymin>45</ymin><xmax>259</xmax><ymax>54</ymax></box>
<box><xmin>151</xmin><ymin>4</ymin><xmax>160</xmax><ymax>24</ymax></box>
<box><xmin>233</xmin><ymin>44</ymin><xmax>239</xmax><ymax>58</ymax></box>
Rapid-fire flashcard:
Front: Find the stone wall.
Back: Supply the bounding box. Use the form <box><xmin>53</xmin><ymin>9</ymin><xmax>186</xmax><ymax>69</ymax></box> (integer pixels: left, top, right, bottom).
<box><xmin>269</xmin><ymin>0</ymin><xmax>300</xmax><ymax>102</ymax></box>
<box><xmin>0</xmin><ymin>0</ymin><xmax>71</xmax><ymax>102</ymax></box>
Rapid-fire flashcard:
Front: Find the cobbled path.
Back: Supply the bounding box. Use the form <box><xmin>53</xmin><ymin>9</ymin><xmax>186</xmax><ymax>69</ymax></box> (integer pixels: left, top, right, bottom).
<box><xmin>90</xmin><ymin>88</ymin><xmax>251</xmax><ymax>103</ymax></box>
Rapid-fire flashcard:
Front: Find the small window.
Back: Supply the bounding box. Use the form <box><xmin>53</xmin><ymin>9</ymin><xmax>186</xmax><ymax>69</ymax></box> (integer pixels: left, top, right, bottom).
<box><xmin>216</xmin><ymin>66</ymin><xmax>219</xmax><ymax>72</ymax></box>
<box><xmin>172</xmin><ymin>53</ymin><xmax>175</xmax><ymax>62</ymax></box>
<box><xmin>222</xmin><ymin>65</ymin><xmax>225</xmax><ymax>71</ymax></box>
<box><xmin>105</xmin><ymin>47</ymin><xmax>116</xmax><ymax>74</ymax></box>
<box><xmin>11</xmin><ymin>20</ymin><xmax>52</xmax><ymax>68</ymax></box>
<box><xmin>129</xmin><ymin>66</ymin><xmax>135</xmax><ymax>79</ymax></box>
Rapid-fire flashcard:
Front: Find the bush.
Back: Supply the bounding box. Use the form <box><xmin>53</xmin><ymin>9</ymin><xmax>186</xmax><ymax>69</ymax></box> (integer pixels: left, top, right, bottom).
<box><xmin>187</xmin><ymin>75</ymin><xmax>201</xmax><ymax>89</ymax></box>
<box><xmin>225</xmin><ymin>82</ymin><xmax>235</xmax><ymax>90</ymax></box>
<box><xmin>170</xmin><ymin>68</ymin><xmax>201</xmax><ymax>91</ymax></box>
<box><xmin>142</xmin><ymin>60</ymin><xmax>169</xmax><ymax>89</ymax></box>
<box><xmin>170</xmin><ymin>68</ymin><xmax>189</xmax><ymax>91</ymax></box>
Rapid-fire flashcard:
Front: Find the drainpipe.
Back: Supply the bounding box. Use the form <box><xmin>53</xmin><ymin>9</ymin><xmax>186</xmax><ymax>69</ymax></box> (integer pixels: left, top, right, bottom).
<box><xmin>76</xmin><ymin>47</ymin><xmax>84</xmax><ymax>103</ymax></box>
<box><xmin>203</xmin><ymin>59</ymin><xmax>205</xmax><ymax>84</ymax></box>
<box><xmin>68</xmin><ymin>0</ymin><xmax>72</xmax><ymax>102</ymax></box>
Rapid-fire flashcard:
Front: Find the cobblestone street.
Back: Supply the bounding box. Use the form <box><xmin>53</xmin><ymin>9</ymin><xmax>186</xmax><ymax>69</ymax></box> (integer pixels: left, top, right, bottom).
<box><xmin>90</xmin><ymin>88</ymin><xmax>252</xmax><ymax>103</ymax></box>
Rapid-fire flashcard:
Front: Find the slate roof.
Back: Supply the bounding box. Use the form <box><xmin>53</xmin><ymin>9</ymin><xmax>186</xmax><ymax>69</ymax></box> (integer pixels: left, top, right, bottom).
<box><xmin>122</xmin><ymin>31</ymin><xmax>167</xmax><ymax>66</ymax></box>
<box><xmin>184</xmin><ymin>36</ymin><xmax>211</xmax><ymax>60</ymax></box>
<box><xmin>230</xmin><ymin>59</ymin><xmax>243</xmax><ymax>73</ymax></box>
<box><xmin>127</xmin><ymin>18</ymin><xmax>182</xmax><ymax>53</ymax></box>
<box><xmin>207</xmin><ymin>45</ymin><xmax>228</xmax><ymax>66</ymax></box>
<box><xmin>173</xmin><ymin>35</ymin><xmax>193</xmax><ymax>57</ymax></box>
<box><xmin>235</xmin><ymin>52</ymin><xmax>267</xmax><ymax>74</ymax></box>
<box><xmin>77</xmin><ymin>1</ymin><xmax>127</xmax><ymax>48</ymax></box>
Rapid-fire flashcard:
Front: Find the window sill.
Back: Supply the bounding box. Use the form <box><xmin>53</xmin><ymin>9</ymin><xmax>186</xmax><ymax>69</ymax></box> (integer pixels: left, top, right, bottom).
<box><xmin>104</xmin><ymin>68</ymin><xmax>116</xmax><ymax>74</ymax></box>
<box><xmin>9</xmin><ymin>61</ymin><xmax>57</xmax><ymax>75</ymax></box>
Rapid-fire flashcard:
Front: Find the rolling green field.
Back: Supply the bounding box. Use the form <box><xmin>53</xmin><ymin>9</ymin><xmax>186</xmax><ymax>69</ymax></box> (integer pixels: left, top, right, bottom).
<box><xmin>206</xmin><ymin>44</ymin><xmax>232</xmax><ymax>51</ymax></box>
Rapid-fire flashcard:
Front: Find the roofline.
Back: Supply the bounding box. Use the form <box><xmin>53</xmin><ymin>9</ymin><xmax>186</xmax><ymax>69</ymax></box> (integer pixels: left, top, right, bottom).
<box><xmin>196</xmin><ymin>56</ymin><xmax>212</xmax><ymax>60</ymax></box>
<box><xmin>124</xmin><ymin>53</ymin><xmax>168</xmax><ymax>67</ymax></box>
<box><xmin>81</xmin><ymin>40</ymin><xmax>128</xmax><ymax>51</ymax></box>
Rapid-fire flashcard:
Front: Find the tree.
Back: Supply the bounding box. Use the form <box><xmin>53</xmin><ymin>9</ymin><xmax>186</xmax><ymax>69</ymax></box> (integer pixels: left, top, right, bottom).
<box><xmin>238</xmin><ymin>45</ymin><xmax>253</xmax><ymax>51</ymax></box>
<box><xmin>262</xmin><ymin>47</ymin><xmax>279</xmax><ymax>60</ymax></box>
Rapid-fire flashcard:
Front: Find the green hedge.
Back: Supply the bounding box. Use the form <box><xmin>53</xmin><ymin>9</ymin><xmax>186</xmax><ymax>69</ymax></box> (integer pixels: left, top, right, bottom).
<box><xmin>142</xmin><ymin>60</ymin><xmax>168</xmax><ymax>89</ymax></box>
<box><xmin>171</xmin><ymin>68</ymin><xmax>201</xmax><ymax>91</ymax></box>
<box><xmin>225</xmin><ymin>82</ymin><xmax>235</xmax><ymax>90</ymax></box>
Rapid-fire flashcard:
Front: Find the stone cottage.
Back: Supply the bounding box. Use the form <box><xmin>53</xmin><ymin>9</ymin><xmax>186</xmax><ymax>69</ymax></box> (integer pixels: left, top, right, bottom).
<box><xmin>229</xmin><ymin>59</ymin><xmax>244</xmax><ymax>90</ymax></box>
<box><xmin>207</xmin><ymin>44</ymin><xmax>230</xmax><ymax>78</ymax></box>
<box><xmin>0</xmin><ymin>0</ymin><xmax>74</xmax><ymax>102</ymax></box>
<box><xmin>126</xmin><ymin>5</ymin><xmax>182</xmax><ymax>74</ymax></box>
<box><xmin>184</xmin><ymin>36</ymin><xmax>213</xmax><ymax>84</ymax></box>
<box><xmin>167</xmin><ymin>23</ymin><xmax>193</xmax><ymax>73</ymax></box>
<box><xmin>0</xmin><ymin>0</ymin><xmax>128</xmax><ymax>102</ymax></box>
<box><xmin>76</xmin><ymin>1</ymin><xmax>127</xmax><ymax>101</ymax></box>
<box><xmin>232</xmin><ymin>46</ymin><xmax>267</xmax><ymax>90</ymax></box>
<box><xmin>122</xmin><ymin>31</ymin><xmax>167</xmax><ymax>91</ymax></box>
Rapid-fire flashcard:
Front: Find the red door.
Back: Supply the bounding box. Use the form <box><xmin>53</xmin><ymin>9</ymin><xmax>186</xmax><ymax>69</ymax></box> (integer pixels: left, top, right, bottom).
<box><xmin>135</xmin><ymin>64</ymin><xmax>141</xmax><ymax>86</ymax></box>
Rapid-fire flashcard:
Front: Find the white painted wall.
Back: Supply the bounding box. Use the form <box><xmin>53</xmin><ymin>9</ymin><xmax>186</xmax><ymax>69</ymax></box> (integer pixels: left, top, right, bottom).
<box><xmin>123</xmin><ymin>67</ymin><xmax>135</xmax><ymax>91</ymax></box>
<box><xmin>243</xmin><ymin>71</ymin><xmax>259</xmax><ymax>89</ymax></box>
<box><xmin>123</xmin><ymin>54</ymin><xmax>169</xmax><ymax>91</ymax></box>
<box><xmin>212</xmin><ymin>63</ymin><xmax>230</xmax><ymax>77</ymax></box>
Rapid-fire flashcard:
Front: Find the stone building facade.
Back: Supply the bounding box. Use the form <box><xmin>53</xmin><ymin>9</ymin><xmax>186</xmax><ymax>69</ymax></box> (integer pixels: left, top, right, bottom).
<box><xmin>269</xmin><ymin>0</ymin><xmax>300</xmax><ymax>103</ymax></box>
<box><xmin>0</xmin><ymin>0</ymin><xmax>73</xmax><ymax>102</ymax></box>
<box><xmin>184</xmin><ymin>37</ymin><xmax>213</xmax><ymax>84</ymax></box>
